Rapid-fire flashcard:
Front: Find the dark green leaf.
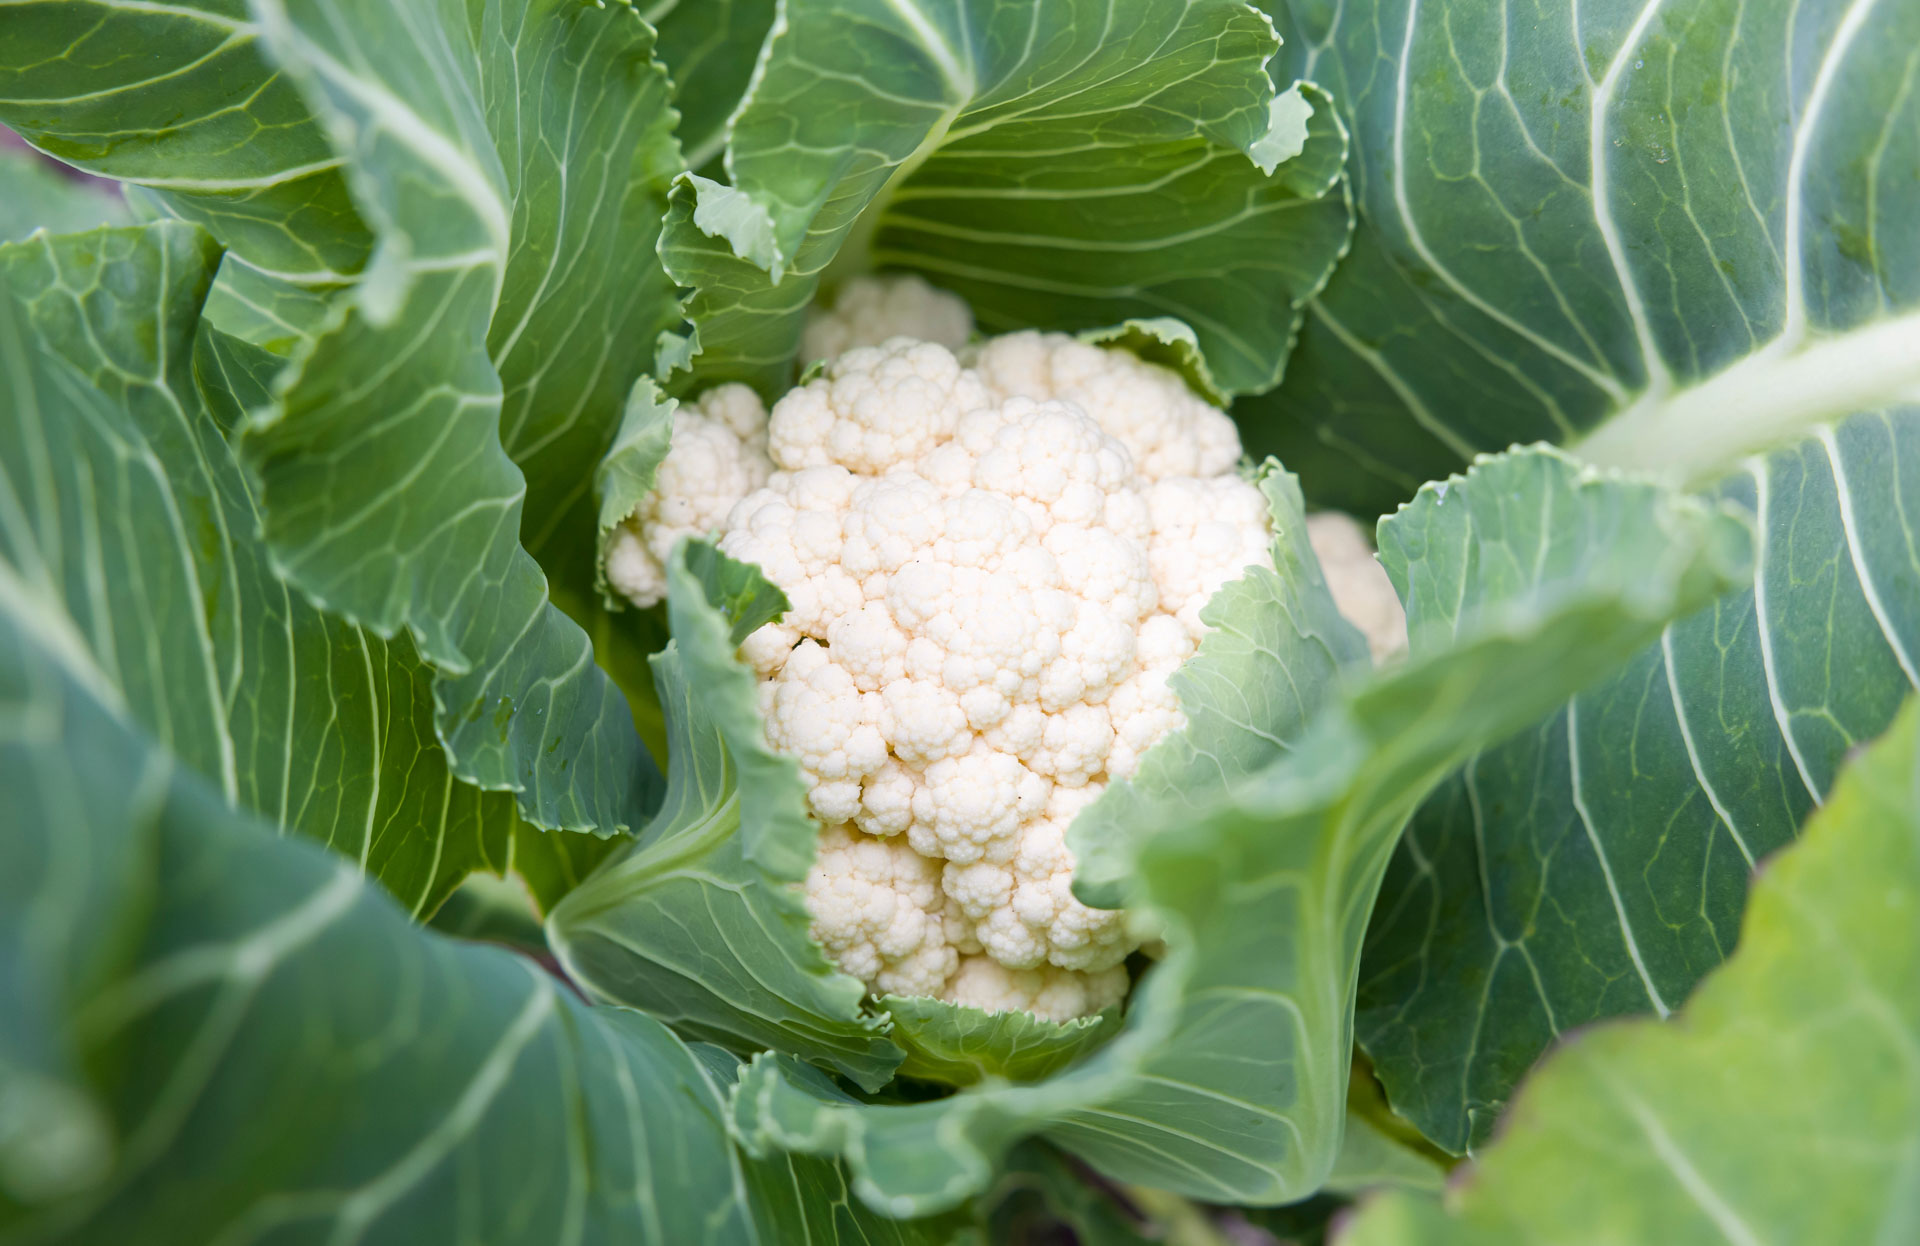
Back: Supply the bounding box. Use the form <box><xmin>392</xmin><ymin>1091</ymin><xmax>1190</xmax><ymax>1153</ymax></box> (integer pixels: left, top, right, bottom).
<box><xmin>648</xmin><ymin>0</ymin><xmax>777</xmax><ymax>177</ymax></box>
<box><xmin>662</xmin><ymin>0</ymin><xmax>1353</xmax><ymax>401</ymax></box>
<box><xmin>1246</xmin><ymin>0</ymin><xmax>1920</xmax><ymax>507</ymax></box>
<box><xmin>0</xmin><ymin>1</ymin><xmax>372</xmax><ymax>280</ymax></box>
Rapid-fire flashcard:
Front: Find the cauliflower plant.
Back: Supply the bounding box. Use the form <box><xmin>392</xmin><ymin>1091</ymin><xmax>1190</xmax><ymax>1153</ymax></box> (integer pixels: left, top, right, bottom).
<box><xmin>608</xmin><ymin>277</ymin><xmax>1395</xmax><ymax>1024</ymax></box>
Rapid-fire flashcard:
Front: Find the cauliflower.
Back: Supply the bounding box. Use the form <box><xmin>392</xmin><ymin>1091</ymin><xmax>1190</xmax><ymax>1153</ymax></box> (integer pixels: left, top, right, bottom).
<box><xmin>801</xmin><ymin>273</ymin><xmax>974</xmax><ymax>365</ymax></box>
<box><xmin>1305</xmin><ymin>511</ymin><xmax>1408</xmax><ymax>663</ymax></box>
<box><xmin>605</xmin><ymin>383</ymin><xmax>772</xmax><ymax>607</ymax></box>
<box><xmin>614</xmin><ymin>309</ymin><xmax>1283</xmax><ymax>1021</ymax></box>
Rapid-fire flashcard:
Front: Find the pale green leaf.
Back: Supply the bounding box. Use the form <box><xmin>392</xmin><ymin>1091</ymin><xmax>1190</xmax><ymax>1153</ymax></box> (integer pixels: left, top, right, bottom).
<box><xmin>880</xmin><ymin>997</ymin><xmax>1122</xmax><ymax>1088</ymax></box>
<box><xmin>1343</xmin><ymin>700</ymin><xmax>1920</xmax><ymax>1246</ymax></box>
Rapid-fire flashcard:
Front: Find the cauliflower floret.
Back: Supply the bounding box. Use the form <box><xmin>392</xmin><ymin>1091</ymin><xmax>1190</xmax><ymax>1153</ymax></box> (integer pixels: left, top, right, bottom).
<box><xmin>801</xmin><ymin>273</ymin><xmax>974</xmax><ymax>364</ymax></box>
<box><xmin>1144</xmin><ymin>474</ymin><xmax>1274</xmax><ymax>638</ymax></box>
<box><xmin>971</xmin><ymin>331</ymin><xmax>1242</xmax><ymax>481</ymax></box>
<box><xmin>769</xmin><ymin>338</ymin><xmax>990</xmax><ymax>474</ymax></box>
<box><xmin>622</xmin><ymin>333</ymin><xmax>1276</xmax><ymax>1020</ymax></box>
<box><xmin>1306</xmin><ymin>511</ymin><xmax>1408</xmax><ymax>664</ymax></box>
<box><xmin>807</xmin><ymin>824</ymin><xmax>958</xmax><ymax>998</ymax></box>
<box><xmin>941</xmin><ymin>956</ymin><xmax>1130</xmax><ymax>1024</ymax></box>
<box><xmin>605</xmin><ymin>384</ymin><xmax>773</xmax><ymax>607</ymax></box>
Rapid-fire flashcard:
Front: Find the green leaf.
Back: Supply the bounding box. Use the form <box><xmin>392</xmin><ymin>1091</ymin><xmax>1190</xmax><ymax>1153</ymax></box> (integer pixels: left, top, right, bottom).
<box><xmin>0</xmin><ymin>1</ymin><xmax>372</xmax><ymax>281</ymax></box>
<box><xmin>0</xmin><ymin>564</ymin><xmax>962</xmax><ymax>1242</ymax></box>
<box><xmin>880</xmin><ymin>997</ymin><xmax>1122</xmax><ymax>1088</ymax></box>
<box><xmin>595</xmin><ymin>378</ymin><xmax>679</xmax><ymax>549</ymax></box>
<box><xmin>1358</xmin><ymin>373</ymin><xmax>1920</xmax><ymax>1145</ymax></box>
<box><xmin>0</xmin><ymin>146</ymin><xmax>126</xmax><ymax>242</ymax></box>
<box><xmin>648</xmin><ymin>0</ymin><xmax>778</xmax><ymax>176</ymax></box>
<box><xmin>1077</xmin><ymin>317</ymin><xmax>1228</xmax><ymax>407</ymax></box>
<box><xmin>0</xmin><ymin>221</ymin><xmax>529</xmax><ymax>919</ymax></box>
<box><xmin>231</xmin><ymin>0</ymin><xmax>684</xmax><ymax>833</ymax></box>
<box><xmin>1245</xmin><ymin>0</ymin><xmax>1920</xmax><ymax>507</ymax></box>
<box><xmin>1342</xmin><ymin>699</ymin><xmax>1920</xmax><ymax>1246</ymax></box>
<box><xmin>198</xmin><ymin>252</ymin><xmax>337</xmax><ymax>355</ymax></box>
<box><xmin>1256</xmin><ymin>0</ymin><xmax>1920</xmax><ymax>1161</ymax></box>
<box><xmin>728</xmin><ymin>447</ymin><xmax>1749</xmax><ymax>1218</ymax></box>
<box><xmin>547</xmin><ymin>541</ymin><xmax>902</xmax><ymax>1092</ymax></box>
<box><xmin>682</xmin><ymin>540</ymin><xmax>792</xmax><ymax>648</ymax></box>
<box><xmin>661</xmin><ymin>0</ymin><xmax>1353</xmax><ymax>400</ymax></box>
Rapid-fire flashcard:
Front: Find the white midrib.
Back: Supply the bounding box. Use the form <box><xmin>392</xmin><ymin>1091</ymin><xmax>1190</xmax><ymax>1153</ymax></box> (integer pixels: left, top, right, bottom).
<box><xmin>1571</xmin><ymin>307</ymin><xmax>1920</xmax><ymax>480</ymax></box>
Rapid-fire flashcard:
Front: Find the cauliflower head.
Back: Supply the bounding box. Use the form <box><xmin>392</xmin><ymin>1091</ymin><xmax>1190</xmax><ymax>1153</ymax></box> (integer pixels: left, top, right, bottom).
<box><xmin>801</xmin><ymin>273</ymin><xmax>974</xmax><ymax>366</ymax></box>
<box><xmin>614</xmin><ymin>295</ymin><xmax>1278</xmax><ymax>1023</ymax></box>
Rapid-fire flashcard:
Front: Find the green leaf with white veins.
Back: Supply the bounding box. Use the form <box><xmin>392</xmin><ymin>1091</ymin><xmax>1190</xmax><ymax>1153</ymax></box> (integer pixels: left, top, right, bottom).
<box><xmin>728</xmin><ymin>448</ymin><xmax>1749</xmax><ymax>1218</ymax></box>
<box><xmin>1343</xmin><ymin>698</ymin><xmax>1920</xmax><ymax>1246</ymax></box>
<box><xmin>0</xmin><ymin>1</ymin><xmax>372</xmax><ymax>281</ymax></box>
<box><xmin>1247</xmin><ymin>0</ymin><xmax>1920</xmax><ymax>506</ymax></box>
<box><xmin>227</xmin><ymin>0</ymin><xmax>688</xmax><ymax>834</ymax></box>
<box><xmin>661</xmin><ymin>0</ymin><xmax>1354</xmax><ymax>401</ymax></box>
<box><xmin>0</xmin><ymin>555</ymin><xmax>960</xmax><ymax>1243</ymax></box>
<box><xmin>0</xmin><ymin>221</ymin><xmax>524</xmax><ymax>920</ymax></box>
<box><xmin>1358</xmin><ymin>415</ymin><xmax>1920</xmax><ymax>1152</ymax></box>
<box><xmin>547</xmin><ymin>542</ymin><xmax>904</xmax><ymax>1092</ymax></box>
<box><xmin>1251</xmin><ymin>0</ymin><xmax>1920</xmax><ymax>1151</ymax></box>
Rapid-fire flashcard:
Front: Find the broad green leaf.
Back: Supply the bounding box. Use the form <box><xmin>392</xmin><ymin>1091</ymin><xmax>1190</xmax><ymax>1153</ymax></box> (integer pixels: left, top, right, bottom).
<box><xmin>1286</xmin><ymin>0</ymin><xmax>1920</xmax><ymax>1144</ymax></box>
<box><xmin>880</xmin><ymin>998</ymin><xmax>1122</xmax><ymax>1088</ymax></box>
<box><xmin>647</xmin><ymin>0</ymin><xmax>777</xmax><ymax>176</ymax></box>
<box><xmin>231</xmin><ymin>0</ymin><xmax>684</xmax><ymax>833</ymax></box>
<box><xmin>0</xmin><ymin>574</ymin><xmax>959</xmax><ymax>1243</ymax></box>
<box><xmin>1343</xmin><ymin>699</ymin><xmax>1920</xmax><ymax>1246</ymax></box>
<box><xmin>729</xmin><ymin>448</ymin><xmax>1749</xmax><ymax>1217</ymax></box>
<box><xmin>1267</xmin><ymin>0</ymin><xmax>1920</xmax><ymax>1150</ymax></box>
<box><xmin>3</xmin><ymin>0</ymin><xmax>693</xmax><ymax>800</ymax></box>
<box><xmin>547</xmin><ymin>542</ymin><xmax>902</xmax><ymax>1091</ymax></box>
<box><xmin>0</xmin><ymin>221</ymin><xmax>525</xmax><ymax>919</ymax></box>
<box><xmin>1357</xmin><ymin>419</ymin><xmax>1920</xmax><ymax>1151</ymax></box>
<box><xmin>0</xmin><ymin>1</ymin><xmax>371</xmax><ymax>281</ymax></box>
<box><xmin>661</xmin><ymin>0</ymin><xmax>1353</xmax><ymax>401</ymax></box>
<box><xmin>0</xmin><ymin>146</ymin><xmax>125</xmax><ymax>242</ymax></box>
<box><xmin>1247</xmin><ymin>0</ymin><xmax>1920</xmax><ymax>507</ymax></box>
<box><xmin>1328</xmin><ymin>1117</ymin><xmax>1445</xmax><ymax>1197</ymax></box>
